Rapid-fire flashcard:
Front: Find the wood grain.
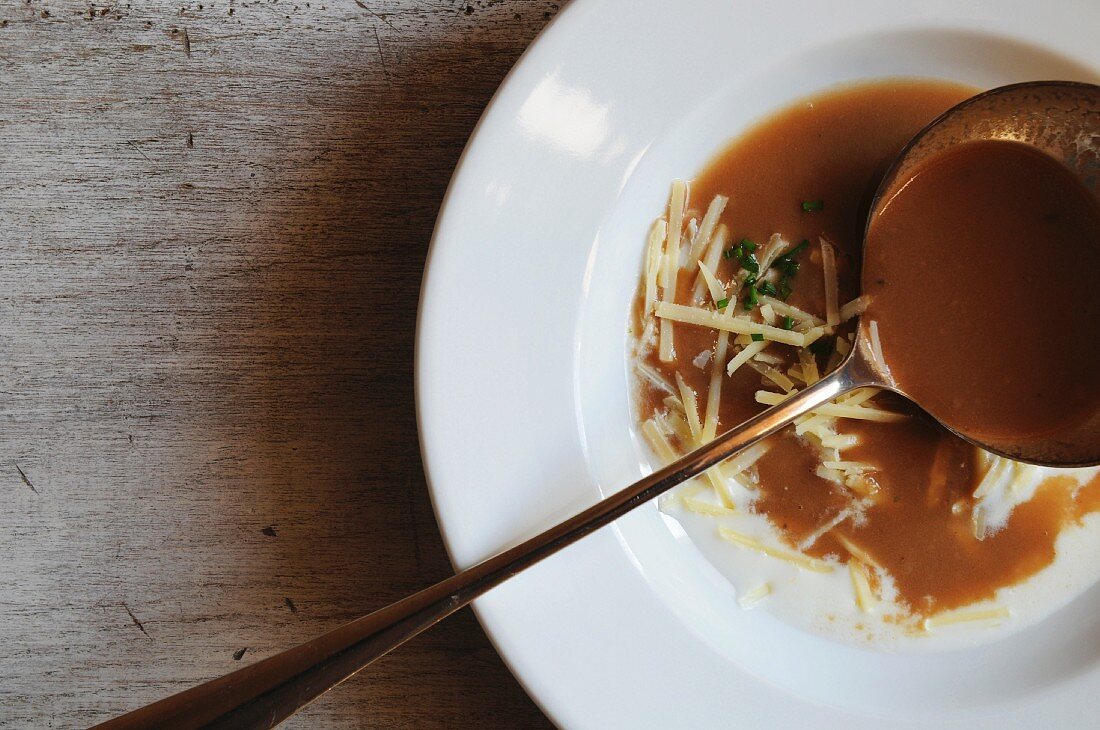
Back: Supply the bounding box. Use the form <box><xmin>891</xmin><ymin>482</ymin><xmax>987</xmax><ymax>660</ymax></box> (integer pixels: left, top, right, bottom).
<box><xmin>0</xmin><ymin>1</ymin><xmax>561</xmax><ymax>727</ymax></box>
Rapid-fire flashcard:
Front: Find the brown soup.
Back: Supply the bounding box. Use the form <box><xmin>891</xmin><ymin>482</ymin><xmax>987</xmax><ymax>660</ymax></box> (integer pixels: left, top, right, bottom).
<box><xmin>864</xmin><ymin>139</ymin><xmax>1100</xmax><ymax>449</ymax></box>
<box><xmin>634</xmin><ymin>79</ymin><xmax>1100</xmax><ymax>620</ymax></box>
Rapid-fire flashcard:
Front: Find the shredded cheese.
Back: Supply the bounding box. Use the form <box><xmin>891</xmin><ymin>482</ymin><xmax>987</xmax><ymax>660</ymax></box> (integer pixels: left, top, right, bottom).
<box><xmin>643</xmin><ymin>219</ymin><xmax>667</xmax><ymax>314</ymax></box>
<box><xmin>720</xmin><ymin>442</ymin><xmax>770</xmax><ymax>479</ymax></box>
<box><xmin>757</xmin><ymin>233</ymin><xmax>791</xmax><ymax>274</ymax></box>
<box><xmin>738</xmin><ymin>582</ymin><xmax>772</xmax><ymax>609</ymax></box>
<box><xmin>658</xmin><ymin>181</ymin><xmax>687</xmax><ymax>362</ymax></box>
<box><xmin>683</xmin><ymin>495</ymin><xmax>735</xmax><ymax>517</ymax></box>
<box><xmin>833</xmin><ymin>533</ymin><xmax>883</xmax><ymax>571</ymax></box>
<box><xmin>750</xmin><ymin>362</ymin><xmax>795</xmax><ymax>392</ymax></box>
<box><xmin>758</xmin><ymin>295</ymin><xmax>825</xmax><ymax>328</ymax></box>
<box><xmin>674</xmin><ymin>373</ymin><xmax>703</xmax><ymax>442</ymax></box>
<box><xmin>973</xmin><ymin>456</ymin><xmax>1013</xmax><ymax>499</ymax></box>
<box><xmin>686</xmin><ymin>194</ymin><xmax>728</xmax><ymax>269</ymax></box>
<box><xmin>752</xmin><ymin>349</ymin><xmax>783</xmax><ymax>366</ymax></box>
<box><xmin>798</xmin><ymin>349</ymin><xmax>820</xmax><ymax>385</ymax></box>
<box><xmin>696</xmin><ymin>260</ymin><xmax>726</xmax><ymax>306</ymax></box>
<box><xmin>635</xmin><ymin>363</ymin><xmax>676</xmax><ymax>395</ymax></box>
<box><xmin>759</xmin><ymin>303</ymin><xmax>777</xmax><ymax>325</ymax></box>
<box><xmin>656</xmin><ymin>302</ymin><xmax>810</xmax><ymax>346</ymax></box>
<box><xmin>641</xmin><ymin>419</ymin><xmax>678</xmax><ymax>464</ymax></box>
<box><xmin>849</xmin><ymin>559</ymin><xmax>877</xmax><ymax>613</ymax></box>
<box><xmin>839</xmin><ymin>295</ymin><xmax>870</xmax><ymax>323</ymax></box>
<box><xmin>820</xmin><ymin>236</ymin><xmax>840</xmax><ymax>327</ymax></box>
<box><xmin>923</xmin><ymin>607</ymin><xmax>1010</xmax><ymax>631</ymax></box>
<box><xmin>798</xmin><ymin>508</ymin><xmax>851</xmax><ymax>551</ymax></box>
<box><xmin>727</xmin><ymin>340</ymin><xmax>769</xmax><ymax>376</ymax></box>
<box><xmin>692</xmin><ymin>224</ymin><xmax>729</xmax><ymax>302</ymax></box>
<box><xmin>718</xmin><ymin>527</ymin><xmax>834</xmax><ymax>573</ymax></box>
<box><xmin>820</xmin><ymin>434</ymin><xmax>859</xmax><ymax>450</ymax></box>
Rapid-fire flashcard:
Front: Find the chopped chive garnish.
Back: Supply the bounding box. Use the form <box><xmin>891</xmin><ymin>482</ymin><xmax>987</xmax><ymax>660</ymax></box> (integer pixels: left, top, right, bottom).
<box><xmin>742</xmin><ymin>287</ymin><xmax>759</xmax><ymax>310</ymax></box>
<box><xmin>715</xmin><ymin>297</ymin><xmax>730</xmax><ymax>309</ymax></box>
<box><xmin>740</xmin><ymin>238</ymin><xmax>756</xmax><ymax>253</ymax></box>
<box><xmin>778</xmin><ymin>279</ymin><xmax>793</xmax><ymax>300</ymax></box>
<box><xmin>750</xmin><ymin>333</ymin><xmax>764</xmax><ymax>342</ymax></box>
<box><xmin>740</xmin><ymin>252</ymin><xmax>759</xmax><ymax>273</ymax></box>
<box><xmin>758</xmin><ymin>280</ymin><xmax>778</xmax><ymax>297</ymax></box>
<box><xmin>742</xmin><ymin>272</ymin><xmax>758</xmax><ymax>287</ymax></box>
<box><xmin>809</xmin><ymin>338</ymin><xmax>833</xmax><ymax>357</ymax></box>
<box><xmin>801</xmin><ymin>200</ymin><xmax>824</xmax><ymax>212</ymax></box>
<box><xmin>772</xmin><ymin>240</ymin><xmax>808</xmax><ymax>274</ymax></box>
<box><xmin>781</xmin><ymin>315</ymin><xmax>795</xmax><ymax>330</ymax></box>
<box><xmin>723</xmin><ymin>248</ymin><xmax>735</xmax><ymax>260</ymax></box>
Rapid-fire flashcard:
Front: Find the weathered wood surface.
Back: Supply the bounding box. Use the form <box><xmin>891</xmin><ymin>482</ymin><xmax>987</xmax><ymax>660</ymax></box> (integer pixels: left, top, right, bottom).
<box><xmin>0</xmin><ymin>1</ymin><xmax>561</xmax><ymax>726</ymax></box>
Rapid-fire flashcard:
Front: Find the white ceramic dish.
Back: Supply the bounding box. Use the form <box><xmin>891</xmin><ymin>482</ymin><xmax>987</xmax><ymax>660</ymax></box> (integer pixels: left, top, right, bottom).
<box><xmin>416</xmin><ymin>0</ymin><xmax>1100</xmax><ymax>726</ymax></box>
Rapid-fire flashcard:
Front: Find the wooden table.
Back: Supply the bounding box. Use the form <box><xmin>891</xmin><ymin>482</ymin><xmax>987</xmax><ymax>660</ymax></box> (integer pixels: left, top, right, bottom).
<box><xmin>0</xmin><ymin>1</ymin><xmax>560</xmax><ymax>726</ymax></box>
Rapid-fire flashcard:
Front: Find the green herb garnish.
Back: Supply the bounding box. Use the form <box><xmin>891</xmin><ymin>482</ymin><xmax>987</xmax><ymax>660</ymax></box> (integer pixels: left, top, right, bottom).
<box><xmin>723</xmin><ymin>248</ymin><xmax>735</xmax><ymax>260</ymax></box>
<box><xmin>750</xmin><ymin>333</ymin><xmax>764</xmax><ymax>342</ymax></box>
<box><xmin>742</xmin><ymin>287</ymin><xmax>759</xmax><ymax>311</ymax></box>
<box><xmin>743</xmin><ymin>272</ymin><xmax>758</xmax><ymax>287</ymax></box>
<box><xmin>740</xmin><ymin>238</ymin><xmax>756</xmax><ymax>253</ymax></box>
<box><xmin>781</xmin><ymin>315</ymin><xmax>795</xmax><ymax>330</ymax></box>
<box><xmin>715</xmin><ymin>297</ymin><xmax>730</xmax><ymax>309</ymax></box>
<box><xmin>757</xmin><ymin>280</ymin><xmax>778</xmax><ymax>297</ymax></box>
<box><xmin>801</xmin><ymin>200</ymin><xmax>824</xmax><ymax>212</ymax></box>
<box><xmin>777</xmin><ymin>278</ymin><xmax>793</xmax><ymax>300</ymax></box>
<box><xmin>740</xmin><ymin>252</ymin><xmax>760</xmax><ymax>274</ymax></box>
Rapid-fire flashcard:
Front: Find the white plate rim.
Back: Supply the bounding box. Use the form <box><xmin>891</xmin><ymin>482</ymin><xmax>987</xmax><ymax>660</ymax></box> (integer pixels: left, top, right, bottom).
<box><xmin>414</xmin><ymin>1</ymin><xmax>1100</xmax><ymax>727</ymax></box>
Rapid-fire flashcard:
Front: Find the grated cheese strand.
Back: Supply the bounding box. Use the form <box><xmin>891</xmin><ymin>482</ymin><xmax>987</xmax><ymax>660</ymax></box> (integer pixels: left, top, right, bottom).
<box><xmin>683</xmin><ymin>496</ymin><xmax>735</xmax><ymax>517</ymax></box>
<box><xmin>641</xmin><ymin>419</ymin><xmax>678</xmax><ymax>463</ymax></box>
<box><xmin>758</xmin><ymin>295</ymin><xmax>825</xmax><ymax>328</ymax></box>
<box><xmin>643</xmin><ymin>219</ymin><xmax>667</xmax><ymax>314</ymax></box>
<box><xmin>833</xmin><ymin>533</ymin><xmax>883</xmax><ymax>571</ymax></box>
<box><xmin>849</xmin><ymin>559</ymin><xmax>877</xmax><ymax>613</ymax></box>
<box><xmin>923</xmin><ymin>607</ymin><xmax>1011</xmax><ymax>631</ymax></box>
<box><xmin>738</xmin><ymin>582</ymin><xmax>772</xmax><ymax>609</ymax></box>
<box><xmin>718</xmin><ymin>527</ymin><xmax>834</xmax><ymax>573</ymax></box>
<box><xmin>755</xmin><ymin>390</ymin><xmax>908</xmax><ymax>423</ymax></box>
<box><xmin>727</xmin><ymin>340</ymin><xmax>769</xmax><ymax>376</ymax></box>
<box><xmin>757</xmin><ymin>234</ymin><xmax>791</xmax><ymax>274</ymax></box>
<box><xmin>686</xmin><ymin>194</ymin><xmax>728</xmax><ymax>269</ymax></box>
<box><xmin>656</xmin><ymin>302</ymin><xmax>809</xmax><ymax>346</ymax></box>
<box><xmin>696</xmin><ymin>260</ymin><xmax>726</xmax><ymax>306</ymax></box>
<box><xmin>820</xmin><ymin>236</ymin><xmax>840</xmax><ymax>327</ymax></box>
<box><xmin>692</xmin><ymin>224</ymin><xmax>729</xmax><ymax>302</ymax></box>
<box><xmin>675</xmin><ymin>372</ymin><xmax>703</xmax><ymax>442</ymax></box>
<box><xmin>839</xmin><ymin>295</ymin><xmax>870</xmax><ymax>323</ymax></box>
<box><xmin>658</xmin><ymin>181</ymin><xmax>688</xmax><ymax>362</ymax></box>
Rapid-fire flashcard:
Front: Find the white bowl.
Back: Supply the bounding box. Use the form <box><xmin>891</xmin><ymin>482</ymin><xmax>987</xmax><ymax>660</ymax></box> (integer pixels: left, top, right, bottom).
<box><xmin>417</xmin><ymin>0</ymin><xmax>1100</xmax><ymax>726</ymax></box>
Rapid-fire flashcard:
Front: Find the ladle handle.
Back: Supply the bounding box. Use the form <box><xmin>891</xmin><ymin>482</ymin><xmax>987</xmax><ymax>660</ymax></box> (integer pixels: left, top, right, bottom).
<box><xmin>93</xmin><ymin>365</ymin><xmax>862</xmax><ymax>730</ymax></box>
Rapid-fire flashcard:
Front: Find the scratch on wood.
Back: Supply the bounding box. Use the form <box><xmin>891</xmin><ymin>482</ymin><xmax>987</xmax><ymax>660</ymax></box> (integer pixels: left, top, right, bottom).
<box><xmin>125</xmin><ymin>140</ymin><xmax>152</xmax><ymax>163</ymax></box>
<box><xmin>14</xmin><ymin>464</ymin><xmax>37</xmax><ymax>494</ymax></box>
<box><xmin>232</xmin><ymin>647</ymin><xmax>248</xmax><ymax>660</ymax></box>
<box><xmin>122</xmin><ymin>602</ymin><xmax>151</xmax><ymax>639</ymax></box>
<box><xmin>182</xmin><ymin>27</ymin><xmax>191</xmax><ymax>57</ymax></box>
<box><xmin>260</xmin><ymin>525</ymin><xmax>277</xmax><ymax>537</ymax></box>
<box><xmin>187</xmin><ymin>131</ymin><xmax>194</xmax><ymax>148</ymax></box>
<box><xmin>284</xmin><ymin>597</ymin><xmax>298</xmax><ymax>614</ymax></box>
<box><xmin>371</xmin><ymin>25</ymin><xmax>389</xmax><ymax>82</ymax></box>
<box><xmin>354</xmin><ymin>1</ymin><xmax>396</xmax><ymax>30</ymax></box>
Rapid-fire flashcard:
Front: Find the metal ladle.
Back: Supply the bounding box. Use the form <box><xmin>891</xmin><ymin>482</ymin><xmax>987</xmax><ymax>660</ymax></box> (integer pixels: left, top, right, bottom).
<box><xmin>96</xmin><ymin>80</ymin><xmax>1100</xmax><ymax>730</ymax></box>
